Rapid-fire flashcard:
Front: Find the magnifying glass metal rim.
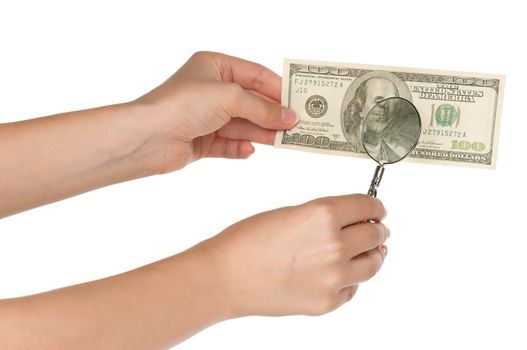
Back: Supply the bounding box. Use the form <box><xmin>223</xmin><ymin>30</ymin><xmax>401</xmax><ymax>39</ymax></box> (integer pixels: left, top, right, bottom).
<box><xmin>360</xmin><ymin>96</ymin><xmax>422</xmax><ymax>165</ymax></box>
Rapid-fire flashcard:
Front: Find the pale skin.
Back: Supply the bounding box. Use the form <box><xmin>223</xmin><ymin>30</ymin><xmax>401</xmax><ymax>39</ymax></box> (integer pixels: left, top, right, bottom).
<box><xmin>0</xmin><ymin>52</ymin><xmax>389</xmax><ymax>349</ymax></box>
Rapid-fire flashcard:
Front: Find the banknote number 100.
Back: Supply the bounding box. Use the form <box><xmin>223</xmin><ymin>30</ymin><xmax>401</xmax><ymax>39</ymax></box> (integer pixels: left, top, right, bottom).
<box><xmin>451</xmin><ymin>140</ymin><xmax>485</xmax><ymax>152</ymax></box>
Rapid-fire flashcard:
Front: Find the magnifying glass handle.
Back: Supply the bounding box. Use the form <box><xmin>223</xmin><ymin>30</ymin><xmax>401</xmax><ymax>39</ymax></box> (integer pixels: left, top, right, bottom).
<box><xmin>367</xmin><ymin>165</ymin><xmax>385</xmax><ymax>197</ymax></box>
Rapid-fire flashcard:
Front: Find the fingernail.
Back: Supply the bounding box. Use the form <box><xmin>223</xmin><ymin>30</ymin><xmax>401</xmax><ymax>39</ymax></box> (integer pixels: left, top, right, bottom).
<box><xmin>281</xmin><ymin>107</ymin><xmax>298</xmax><ymax>125</ymax></box>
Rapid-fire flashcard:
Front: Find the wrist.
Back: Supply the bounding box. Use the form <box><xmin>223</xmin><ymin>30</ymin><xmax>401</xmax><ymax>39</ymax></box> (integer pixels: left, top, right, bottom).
<box><xmin>151</xmin><ymin>246</ymin><xmax>236</xmax><ymax>324</ymax></box>
<box><xmin>185</xmin><ymin>238</ymin><xmax>257</xmax><ymax>320</ymax></box>
<box><xmin>115</xmin><ymin>101</ymin><xmax>169</xmax><ymax>176</ymax></box>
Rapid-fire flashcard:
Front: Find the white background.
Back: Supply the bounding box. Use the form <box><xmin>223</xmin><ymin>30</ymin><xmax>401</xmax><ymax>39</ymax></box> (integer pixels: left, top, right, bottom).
<box><xmin>1</xmin><ymin>1</ymin><xmax>526</xmax><ymax>349</ymax></box>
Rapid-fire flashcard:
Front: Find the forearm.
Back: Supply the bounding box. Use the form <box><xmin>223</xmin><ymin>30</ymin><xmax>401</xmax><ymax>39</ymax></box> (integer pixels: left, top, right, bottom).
<box><xmin>0</xmin><ymin>103</ymin><xmax>162</xmax><ymax>218</ymax></box>
<box><xmin>0</xmin><ymin>249</ymin><xmax>229</xmax><ymax>349</ymax></box>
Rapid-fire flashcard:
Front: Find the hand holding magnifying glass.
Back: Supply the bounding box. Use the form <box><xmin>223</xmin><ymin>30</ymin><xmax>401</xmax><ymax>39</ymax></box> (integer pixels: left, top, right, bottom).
<box><xmin>361</xmin><ymin>97</ymin><xmax>422</xmax><ymax>197</ymax></box>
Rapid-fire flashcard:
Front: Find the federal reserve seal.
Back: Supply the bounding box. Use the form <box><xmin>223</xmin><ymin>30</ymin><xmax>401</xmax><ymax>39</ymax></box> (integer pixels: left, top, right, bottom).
<box><xmin>305</xmin><ymin>95</ymin><xmax>328</xmax><ymax>118</ymax></box>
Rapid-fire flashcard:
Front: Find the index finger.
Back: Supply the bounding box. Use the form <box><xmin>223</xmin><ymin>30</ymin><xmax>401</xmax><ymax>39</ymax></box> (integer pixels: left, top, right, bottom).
<box><xmin>326</xmin><ymin>194</ymin><xmax>387</xmax><ymax>227</ymax></box>
<box><xmin>211</xmin><ymin>52</ymin><xmax>282</xmax><ymax>102</ymax></box>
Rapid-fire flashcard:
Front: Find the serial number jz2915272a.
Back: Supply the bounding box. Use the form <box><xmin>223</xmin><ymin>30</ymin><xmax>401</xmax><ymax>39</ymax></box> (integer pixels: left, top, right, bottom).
<box><xmin>423</xmin><ymin>128</ymin><xmax>467</xmax><ymax>138</ymax></box>
<box><xmin>293</xmin><ymin>78</ymin><xmax>344</xmax><ymax>89</ymax></box>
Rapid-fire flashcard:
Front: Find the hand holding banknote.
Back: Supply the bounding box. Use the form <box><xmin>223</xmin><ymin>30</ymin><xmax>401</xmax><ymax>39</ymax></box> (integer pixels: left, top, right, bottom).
<box><xmin>0</xmin><ymin>52</ymin><xmax>391</xmax><ymax>349</ymax></box>
<box><xmin>134</xmin><ymin>51</ymin><xmax>299</xmax><ymax>172</ymax></box>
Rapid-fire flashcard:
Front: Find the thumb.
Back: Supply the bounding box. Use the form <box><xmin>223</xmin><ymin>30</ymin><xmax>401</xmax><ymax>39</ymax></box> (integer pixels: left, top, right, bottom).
<box><xmin>224</xmin><ymin>83</ymin><xmax>298</xmax><ymax>130</ymax></box>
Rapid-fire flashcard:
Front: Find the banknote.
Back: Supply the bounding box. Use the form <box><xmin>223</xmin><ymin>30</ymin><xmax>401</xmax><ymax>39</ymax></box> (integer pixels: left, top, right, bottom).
<box><xmin>274</xmin><ymin>59</ymin><xmax>505</xmax><ymax>169</ymax></box>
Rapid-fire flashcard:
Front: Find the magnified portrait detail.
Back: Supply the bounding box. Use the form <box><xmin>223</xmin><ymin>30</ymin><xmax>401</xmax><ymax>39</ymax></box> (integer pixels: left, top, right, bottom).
<box><xmin>361</xmin><ymin>98</ymin><xmax>421</xmax><ymax>165</ymax></box>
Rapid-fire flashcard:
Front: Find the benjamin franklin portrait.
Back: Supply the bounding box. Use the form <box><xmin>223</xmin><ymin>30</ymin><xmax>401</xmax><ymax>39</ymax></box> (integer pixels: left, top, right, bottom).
<box><xmin>341</xmin><ymin>71</ymin><xmax>412</xmax><ymax>152</ymax></box>
<box><xmin>361</xmin><ymin>98</ymin><xmax>421</xmax><ymax>164</ymax></box>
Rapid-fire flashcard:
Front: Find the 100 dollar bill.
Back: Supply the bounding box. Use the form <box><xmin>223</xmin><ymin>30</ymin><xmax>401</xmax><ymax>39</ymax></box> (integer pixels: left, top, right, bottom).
<box><xmin>274</xmin><ymin>59</ymin><xmax>505</xmax><ymax>169</ymax></box>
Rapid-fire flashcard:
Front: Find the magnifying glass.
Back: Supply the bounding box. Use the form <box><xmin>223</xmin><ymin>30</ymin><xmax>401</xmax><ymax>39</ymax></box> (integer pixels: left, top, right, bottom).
<box><xmin>361</xmin><ymin>97</ymin><xmax>422</xmax><ymax>197</ymax></box>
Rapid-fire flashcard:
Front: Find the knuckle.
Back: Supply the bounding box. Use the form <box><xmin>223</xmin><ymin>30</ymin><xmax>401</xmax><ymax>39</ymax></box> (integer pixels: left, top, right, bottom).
<box><xmin>308</xmin><ymin>199</ymin><xmax>338</xmax><ymax>226</ymax></box>
<box><xmin>226</xmin><ymin>81</ymin><xmax>244</xmax><ymax>95</ymax></box>
<box><xmin>364</xmin><ymin>254</ymin><xmax>382</xmax><ymax>279</ymax></box>
<box><xmin>374</xmin><ymin>198</ymin><xmax>387</xmax><ymax>219</ymax></box>
<box><xmin>321</xmin><ymin>269</ymin><xmax>345</xmax><ymax>289</ymax></box>
<box><xmin>251</xmin><ymin>65</ymin><xmax>267</xmax><ymax>92</ymax></box>
<box><xmin>346</xmin><ymin>285</ymin><xmax>359</xmax><ymax>301</ymax></box>
<box><xmin>378</xmin><ymin>199</ymin><xmax>387</xmax><ymax>219</ymax></box>
<box><xmin>325</xmin><ymin>241</ymin><xmax>347</xmax><ymax>263</ymax></box>
<box><xmin>360</xmin><ymin>195</ymin><xmax>376</xmax><ymax>215</ymax></box>
<box><xmin>224</xmin><ymin>82</ymin><xmax>245</xmax><ymax>103</ymax></box>
<box><xmin>385</xmin><ymin>226</ymin><xmax>391</xmax><ymax>240</ymax></box>
<box><xmin>191</xmin><ymin>51</ymin><xmax>215</xmax><ymax>61</ymax></box>
<box><xmin>368</xmin><ymin>223</ymin><xmax>387</xmax><ymax>245</ymax></box>
<box><xmin>353</xmin><ymin>194</ymin><xmax>384</xmax><ymax>219</ymax></box>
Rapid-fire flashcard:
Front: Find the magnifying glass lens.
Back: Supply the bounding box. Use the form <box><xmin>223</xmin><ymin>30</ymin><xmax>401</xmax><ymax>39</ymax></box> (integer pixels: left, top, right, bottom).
<box><xmin>361</xmin><ymin>97</ymin><xmax>421</xmax><ymax>196</ymax></box>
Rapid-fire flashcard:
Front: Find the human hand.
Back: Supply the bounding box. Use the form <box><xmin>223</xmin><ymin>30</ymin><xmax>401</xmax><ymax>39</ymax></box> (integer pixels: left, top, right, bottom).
<box><xmin>134</xmin><ymin>51</ymin><xmax>297</xmax><ymax>173</ymax></box>
<box><xmin>187</xmin><ymin>194</ymin><xmax>388</xmax><ymax>318</ymax></box>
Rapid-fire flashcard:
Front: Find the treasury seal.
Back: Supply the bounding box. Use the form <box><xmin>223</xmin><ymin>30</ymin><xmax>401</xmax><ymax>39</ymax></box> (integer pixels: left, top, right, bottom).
<box><xmin>305</xmin><ymin>95</ymin><xmax>328</xmax><ymax>118</ymax></box>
